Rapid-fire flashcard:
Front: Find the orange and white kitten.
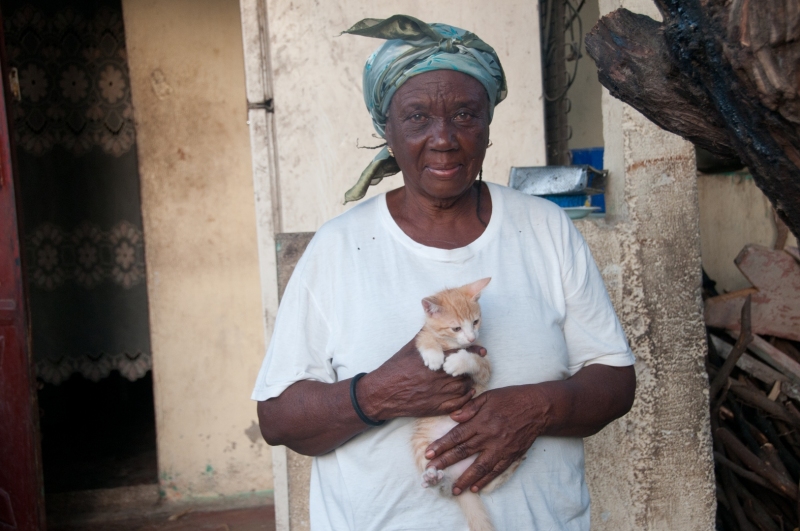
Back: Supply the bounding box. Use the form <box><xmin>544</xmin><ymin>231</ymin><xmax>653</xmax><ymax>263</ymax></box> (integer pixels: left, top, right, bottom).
<box><xmin>412</xmin><ymin>277</ymin><xmax>519</xmax><ymax>531</ymax></box>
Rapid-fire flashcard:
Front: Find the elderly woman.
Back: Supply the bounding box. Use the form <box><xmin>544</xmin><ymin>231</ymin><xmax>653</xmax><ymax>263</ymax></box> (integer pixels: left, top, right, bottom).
<box><xmin>252</xmin><ymin>15</ymin><xmax>635</xmax><ymax>531</ymax></box>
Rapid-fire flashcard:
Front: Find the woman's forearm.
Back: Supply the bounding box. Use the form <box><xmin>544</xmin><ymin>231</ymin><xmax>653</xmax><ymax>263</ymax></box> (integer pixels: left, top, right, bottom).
<box><xmin>257</xmin><ymin>378</ymin><xmax>369</xmax><ymax>456</ymax></box>
<box><xmin>537</xmin><ymin>363</ymin><xmax>636</xmax><ymax>438</ymax></box>
<box><xmin>256</xmin><ymin>341</ymin><xmax>477</xmax><ymax>456</ymax></box>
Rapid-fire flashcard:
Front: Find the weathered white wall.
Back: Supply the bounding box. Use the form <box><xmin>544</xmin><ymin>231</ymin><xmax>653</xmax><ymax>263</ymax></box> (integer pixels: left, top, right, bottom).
<box><xmin>698</xmin><ymin>172</ymin><xmax>797</xmax><ymax>293</ymax></box>
<box><xmin>578</xmin><ymin>1</ymin><xmax>716</xmax><ymax>528</ymax></box>
<box><xmin>122</xmin><ymin>0</ymin><xmax>271</xmax><ymax>500</ymax></box>
<box><xmin>265</xmin><ymin>1</ymin><xmax>547</xmax><ymax>234</ymax></box>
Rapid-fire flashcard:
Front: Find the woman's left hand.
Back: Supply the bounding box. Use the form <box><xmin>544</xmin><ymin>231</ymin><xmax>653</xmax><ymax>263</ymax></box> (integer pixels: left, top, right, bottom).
<box><xmin>424</xmin><ymin>364</ymin><xmax>637</xmax><ymax>495</ymax></box>
<box><xmin>423</xmin><ymin>385</ymin><xmax>546</xmax><ymax>495</ymax></box>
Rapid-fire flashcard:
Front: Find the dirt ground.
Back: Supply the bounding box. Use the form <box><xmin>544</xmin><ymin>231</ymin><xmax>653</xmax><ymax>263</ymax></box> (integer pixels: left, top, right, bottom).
<box><xmin>48</xmin><ymin>504</ymin><xmax>276</xmax><ymax>531</ymax></box>
<box><xmin>46</xmin><ymin>485</ymin><xmax>275</xmax><ymax>531</ymax></box>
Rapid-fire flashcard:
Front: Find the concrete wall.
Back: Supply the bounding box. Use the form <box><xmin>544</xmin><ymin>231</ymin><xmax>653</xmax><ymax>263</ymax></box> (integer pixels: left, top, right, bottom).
<box><xmin>122</xmin><ymin>0</ymin><xmax>271</xmax><ymax>500</ymax></box>
<box><xmin>578</xmin><ymin>1</ymin><xmax>716</xmax><ymax>528</ymax></box>
<box><xmin>698</xmin><ymin>172</ymin><xmax>798</xmax><ymax>293</ymax></box>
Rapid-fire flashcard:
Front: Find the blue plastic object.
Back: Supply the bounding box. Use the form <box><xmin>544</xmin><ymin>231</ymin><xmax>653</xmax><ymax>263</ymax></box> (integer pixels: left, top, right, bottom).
<box><xmin>571</xmin><ymin>147</ymin><xmax>603</xmax><ymax>168</ymax></box>
<box><xmin>571</xmin><ymin>147</ymin><xmax>605</xmax><ymax>212</ymax></box>
<box><xmin>541</xmin><ymin>195</ymin><xmax>590</xmax><ymax>208</ymax></box>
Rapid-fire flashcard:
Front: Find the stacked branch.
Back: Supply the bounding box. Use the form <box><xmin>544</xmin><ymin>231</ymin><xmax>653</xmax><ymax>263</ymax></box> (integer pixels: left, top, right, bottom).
<box><xmin>585</xmin><ymin>0</ymin><xmax>800</xmax><ymax>238</ymax></box>
<box><xmin>707</xmin><ymin>294</ymin><xmax>800</xmax><ymax>530</ymax></box>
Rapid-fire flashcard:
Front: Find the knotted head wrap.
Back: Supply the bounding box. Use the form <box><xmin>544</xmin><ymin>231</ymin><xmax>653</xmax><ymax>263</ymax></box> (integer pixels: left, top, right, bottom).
<box><xmin>342</xmin><ymin>15</ymin><xmax>508</xmax><ymax>203</ymax></box>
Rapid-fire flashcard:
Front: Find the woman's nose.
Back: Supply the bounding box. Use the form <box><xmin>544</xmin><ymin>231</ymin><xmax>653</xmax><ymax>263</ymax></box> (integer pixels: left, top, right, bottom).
<box><xmin>429</xmin><ymin>119</ymin><xmax>458</xmax><ymax>150</ymax></box>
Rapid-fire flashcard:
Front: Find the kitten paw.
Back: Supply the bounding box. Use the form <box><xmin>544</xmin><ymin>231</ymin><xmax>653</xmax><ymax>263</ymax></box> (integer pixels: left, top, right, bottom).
<box><xmin>420</xmin><ymin>348</ymin><xmax>445</xmax><ymax>371</ymax></box>
<box><xmin>443</xmin><ymin>349</ymin><xmax>476</xmax><ymax>377</ymax></box>
<box><xmin>421</xmin><ymin>467</ymin><xmax>445</xmax><ymax>488</ymax></box>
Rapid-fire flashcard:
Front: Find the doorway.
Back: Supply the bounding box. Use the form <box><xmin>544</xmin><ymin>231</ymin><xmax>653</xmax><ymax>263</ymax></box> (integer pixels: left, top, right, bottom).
<box><xmin>1</xmin><ymin>0</ymin><xmax>157</xmax><ymax>501</ymax></box>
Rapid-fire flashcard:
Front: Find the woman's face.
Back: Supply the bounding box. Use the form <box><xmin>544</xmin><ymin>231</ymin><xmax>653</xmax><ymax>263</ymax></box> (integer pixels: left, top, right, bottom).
<box><xmin>384</xmin><ymin>70</ymin><xmax>490</xmax><ymax>202</ymax></box>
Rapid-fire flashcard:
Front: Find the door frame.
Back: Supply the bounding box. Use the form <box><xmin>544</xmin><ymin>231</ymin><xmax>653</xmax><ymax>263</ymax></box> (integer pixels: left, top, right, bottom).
<box><xmin>0</xmin><ymin>5</ymin><xmax>46</xmax><ymax>530</ymax></box>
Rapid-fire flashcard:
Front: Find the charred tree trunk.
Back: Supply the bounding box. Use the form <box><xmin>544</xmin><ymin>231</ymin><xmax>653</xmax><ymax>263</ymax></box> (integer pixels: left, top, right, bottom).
<box><xmin>585</xmin><ymin>0</ymin><xmax>800</xmax><ymax>239</ymax></box>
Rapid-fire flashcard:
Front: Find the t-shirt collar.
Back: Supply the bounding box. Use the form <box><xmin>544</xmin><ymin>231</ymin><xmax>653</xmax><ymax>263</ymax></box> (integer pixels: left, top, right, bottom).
<box><xmin>378</xmin><ymin>182</ymin><xmax>503</xmax><ymax>263</ymax></box>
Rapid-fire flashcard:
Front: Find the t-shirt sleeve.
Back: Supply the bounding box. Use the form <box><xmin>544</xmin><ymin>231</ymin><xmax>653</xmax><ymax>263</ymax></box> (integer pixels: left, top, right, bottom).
<box><xmin>251</xmin><ymin>268</ymin><xmax>336</xmax><ymax>401</ymax></box>
<box><xmin>560</xmin><ymin>219</ymin><xmax>635</xmax><ymax>375</ymax></box>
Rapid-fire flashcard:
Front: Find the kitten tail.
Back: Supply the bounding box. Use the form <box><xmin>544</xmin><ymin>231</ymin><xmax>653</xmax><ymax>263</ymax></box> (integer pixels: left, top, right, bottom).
<box><xmin>456</xmin><ymin>491</ymin><xmax>495</xmax><ymax>531</ymax></box>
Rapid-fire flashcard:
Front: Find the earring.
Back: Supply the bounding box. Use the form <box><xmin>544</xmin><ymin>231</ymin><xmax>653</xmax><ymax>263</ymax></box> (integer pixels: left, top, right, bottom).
<box><xmin>487</xmin><ymin>140</ymin><xmax>493</xmax><ymax>148</ymax></box>
<box><xmin>387</xmin><ymin>146</ymin><xmax>395</xmax><ymax>157</ymax></box>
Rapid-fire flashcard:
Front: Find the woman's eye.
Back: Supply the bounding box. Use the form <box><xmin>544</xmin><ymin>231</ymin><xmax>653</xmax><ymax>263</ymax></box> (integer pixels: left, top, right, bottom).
<box><xmin>410</xmin><ymin>113</ymin><xmax>425</xmax><ymax>122</ymax></box>
<box><xmin>452</xmin><ymin>327</ymin><xmax>461</xmax><ymax>332</ymax></box>
<box><xmin>473</xmin><ymin>319</ymin><xmax>479</xmax><ymax>326</ymax></box>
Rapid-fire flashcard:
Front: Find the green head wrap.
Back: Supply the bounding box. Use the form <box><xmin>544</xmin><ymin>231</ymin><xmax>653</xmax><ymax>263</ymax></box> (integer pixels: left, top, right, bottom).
<box><xmin>342</xmin><ymin>15</ymin><xmax>508</xmax><ymax>203</ymax></box>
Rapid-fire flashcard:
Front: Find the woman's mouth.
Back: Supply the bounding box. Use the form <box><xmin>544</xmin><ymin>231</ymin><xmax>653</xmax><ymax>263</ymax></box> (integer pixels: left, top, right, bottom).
<box><xmin>425</xmin><ymin>164</ymin><xmax>463</xmax><ymax>178</ymax></box>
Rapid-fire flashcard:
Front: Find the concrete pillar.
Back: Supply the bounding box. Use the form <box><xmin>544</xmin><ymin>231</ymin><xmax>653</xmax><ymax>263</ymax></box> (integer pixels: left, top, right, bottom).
<box><xmin>578</xmin><ymin>2</ymin><xmax>716</xmax><ymax>528</ymax></box>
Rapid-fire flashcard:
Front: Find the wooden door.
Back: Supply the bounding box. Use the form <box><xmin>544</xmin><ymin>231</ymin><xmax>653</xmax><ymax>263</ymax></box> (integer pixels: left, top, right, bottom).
<box><xmin>0</xmin><ymin>9</ymin><xmax>46</xmax><ymax>528</ymax></box>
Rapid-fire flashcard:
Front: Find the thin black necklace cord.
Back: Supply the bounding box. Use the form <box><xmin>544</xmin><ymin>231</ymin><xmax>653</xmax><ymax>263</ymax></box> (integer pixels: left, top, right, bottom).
<box><xmin>475</xmin><ymin>169</ymin><xmax>487</xmax><ymax>227</ymax></box>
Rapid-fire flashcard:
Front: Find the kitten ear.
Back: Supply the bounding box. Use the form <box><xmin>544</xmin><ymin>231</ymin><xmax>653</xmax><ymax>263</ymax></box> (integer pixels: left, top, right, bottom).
<box><xmin>464</xmin><ymin>277</ymin><xmax>492</xmax><ymax>301</ymax></box>
<box><xmin>421</xmin><ymin>297</ymin><xmax>442</xmax><ymax>316</ymax></box>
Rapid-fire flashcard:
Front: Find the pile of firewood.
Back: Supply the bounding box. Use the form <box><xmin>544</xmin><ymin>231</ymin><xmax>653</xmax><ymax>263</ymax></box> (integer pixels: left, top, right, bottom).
<box><xmin>705</xmin><ymin>244</ymin><xmax>800</xmax><ymax>530</ymax></box>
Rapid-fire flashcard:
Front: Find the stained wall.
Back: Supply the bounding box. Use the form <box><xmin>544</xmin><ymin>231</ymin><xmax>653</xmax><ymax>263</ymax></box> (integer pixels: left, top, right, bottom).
<box><xmin>121</xmin><ymin>0</ymin><xmax>271</xmax><ymax>499</ymax></box>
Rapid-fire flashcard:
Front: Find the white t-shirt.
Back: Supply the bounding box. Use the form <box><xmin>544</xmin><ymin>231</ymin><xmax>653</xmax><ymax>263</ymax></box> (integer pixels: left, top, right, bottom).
<box><xmin>252</xmin><ymin>183</ymin><xmax>634</xmax><ymax>531</ymax></box>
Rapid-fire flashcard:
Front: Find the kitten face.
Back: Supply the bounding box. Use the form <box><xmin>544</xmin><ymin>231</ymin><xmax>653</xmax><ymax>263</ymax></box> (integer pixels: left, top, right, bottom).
<box><xmin>437</xmin><ymin>311</ymin><xmax>481</xmax><ymax>347</ymax></box>
<box><xmin>421</xmin><ymin>277</ymin><xmax>490</xmax><ymax>349</ymax></box>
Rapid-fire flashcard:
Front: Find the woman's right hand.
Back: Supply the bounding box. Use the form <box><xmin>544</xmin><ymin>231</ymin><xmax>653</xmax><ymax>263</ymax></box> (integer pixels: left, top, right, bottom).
<box><xmin>357</xmin><ymin>338</ymin><xmax>485</xmax><ymax>421</ymax></box>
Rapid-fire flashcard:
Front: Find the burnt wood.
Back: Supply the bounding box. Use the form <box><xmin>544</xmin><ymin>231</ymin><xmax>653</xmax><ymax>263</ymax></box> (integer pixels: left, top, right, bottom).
<box><xmin>586</xmin><ymin>1</ymin><xmax>800</xmax><ymax>238</ymax></box>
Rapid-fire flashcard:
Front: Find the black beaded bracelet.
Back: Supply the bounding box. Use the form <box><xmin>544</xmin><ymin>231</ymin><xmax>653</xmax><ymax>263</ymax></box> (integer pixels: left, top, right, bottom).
<box><xmin>350</xmin><ymin>372</ymin><xmax>385</xmax><ymax>427</ymax></box>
